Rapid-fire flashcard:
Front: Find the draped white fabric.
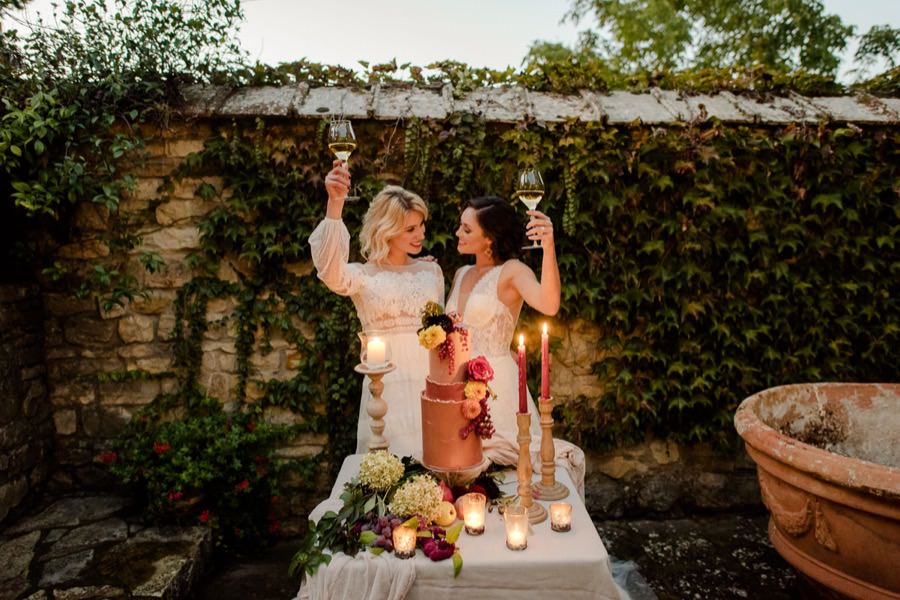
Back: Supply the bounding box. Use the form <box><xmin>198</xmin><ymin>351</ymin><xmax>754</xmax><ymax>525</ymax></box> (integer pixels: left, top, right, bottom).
<box><xmin>297</xmin><ymin>455</ymin><xmax>621</xmax><ymax>600</ymax></box>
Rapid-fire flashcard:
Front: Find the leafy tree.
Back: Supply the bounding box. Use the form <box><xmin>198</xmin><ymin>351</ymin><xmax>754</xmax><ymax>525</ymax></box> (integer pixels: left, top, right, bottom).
<box><xmin>561</xmin><ymin>0</ymin><xmax>855</xmax><ymax>75</ymax></box>
<box><xmin>854</xmin><ymin>25</ymin><xmax>900</xmax><ymax>74</ymax></box>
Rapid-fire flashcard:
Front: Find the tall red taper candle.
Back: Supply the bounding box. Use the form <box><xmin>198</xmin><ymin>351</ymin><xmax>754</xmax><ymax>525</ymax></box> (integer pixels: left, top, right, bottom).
<box><xmin>517</xmin><ymin>334</ymin><xmax>527</xmax><ymax>413</ymax></box>
<box><xmin>541</xmin><ymin>323</ymin><xmax>550</xmax><ymax>399</ymax></box>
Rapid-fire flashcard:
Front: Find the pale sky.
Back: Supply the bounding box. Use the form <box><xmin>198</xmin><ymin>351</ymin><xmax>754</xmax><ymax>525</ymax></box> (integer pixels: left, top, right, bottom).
<box><xmin>5</xmin><ymin>0</ymin><xmax>900</xmax><ymax>80</ymax></box>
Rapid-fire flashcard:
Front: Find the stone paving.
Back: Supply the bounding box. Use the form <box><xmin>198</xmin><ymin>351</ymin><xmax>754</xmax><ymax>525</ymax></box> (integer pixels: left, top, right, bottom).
<box><xmin>196</xmin><ymin>513</ymin><xmax>809</xmax><ymax>600</ymax></box>
<box><xmin>2</xmin><ymin>494</ymin><xmax>809</xmax><ymax>600</ymax></box>
<box><xmin>0</xmin><ymin>494</ymin><xmax>211</xmax><ymax>600</ymax></box>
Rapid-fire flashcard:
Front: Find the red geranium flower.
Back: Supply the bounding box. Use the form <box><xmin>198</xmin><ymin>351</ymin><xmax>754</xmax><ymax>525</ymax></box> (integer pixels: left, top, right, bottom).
<box><xmin>268</xmin><ymin>520</ymin><xmax>281</xmax><ymax>534</ymax></box>
<box><xmin>467</xmin><ymin>356</ymin><xmax>494</xmax><ymax>382</ymax></box>
<box><xmin>167</xmin><ymin>490</ymin><xmax>184</xmax><ymax>502</ymax></box>
<box><xmin>199</xmin><ymin>510</ymin><xmax>211</xmax><ymax>523</ymax></box>
<box><xmin>234</xmin><ymin>479</ymin><xmax>250</xmax><ymax>492</ymax></box>
<box><xmin>153</xmin><ymin>441</ymin><xmax>171</xmax><ymax>454</ymax></box>
<box><xmin>99</xmin><ymin>450</ymin><xmax>118</xmax><ymax>464</ymax></box>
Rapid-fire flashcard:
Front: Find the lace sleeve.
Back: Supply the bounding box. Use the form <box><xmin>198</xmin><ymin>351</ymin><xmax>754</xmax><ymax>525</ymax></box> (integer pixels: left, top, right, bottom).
<box><xmin>308</xmin><ymin>218</ymin><xmax>363</xmax><ymax>297</ymax></box>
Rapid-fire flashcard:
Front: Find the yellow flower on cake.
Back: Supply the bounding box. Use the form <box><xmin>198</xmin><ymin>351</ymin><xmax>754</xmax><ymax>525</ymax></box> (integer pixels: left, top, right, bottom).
<box><xmin>388</xmin><ymin>474</ymin><xmax>443</xmax><ymax>522</ymax></box>
<box><xmin>358</xmin><ymin>450</ymin><xmax>405</xmax><ymax>492</ymax></box>
<box><xmin>463</xmin><ymin>381</ymin><xmax>487</xmax><ymax>401</ymax></box>
<box><xmin>418</xmin><ymin>324</ymin><xmax>447</xmax><ymax>350</ymax></box>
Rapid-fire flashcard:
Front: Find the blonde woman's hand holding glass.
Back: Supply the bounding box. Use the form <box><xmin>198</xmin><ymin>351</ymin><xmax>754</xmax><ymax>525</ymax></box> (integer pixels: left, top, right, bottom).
<box><xmin>324</xmin><ymin>160</ymin><xmax>351</xmax><ymax>219</ymax></box>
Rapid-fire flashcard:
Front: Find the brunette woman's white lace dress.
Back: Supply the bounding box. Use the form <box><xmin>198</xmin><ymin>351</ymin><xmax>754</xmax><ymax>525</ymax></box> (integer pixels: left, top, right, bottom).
<box><xmin>446</xmin><ymin>264</ymin><xmax>586</xmax><ymax>497</ymax></box>
<box><xmin>309</xmin><ymin>217</ymin><xmax>444</xmax><ymax>457</ymax></box>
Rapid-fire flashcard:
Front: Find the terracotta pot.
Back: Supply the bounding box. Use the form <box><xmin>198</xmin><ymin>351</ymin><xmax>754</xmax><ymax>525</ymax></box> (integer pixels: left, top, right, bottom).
<box><xmin>735</xmin><ymin>383</ymin><xmax>900</xmax><ymax>600</ymax></box>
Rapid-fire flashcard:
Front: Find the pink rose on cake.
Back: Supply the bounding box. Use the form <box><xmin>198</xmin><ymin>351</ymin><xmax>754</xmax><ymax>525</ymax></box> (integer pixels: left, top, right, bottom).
<box><xmin>466</xmin><ymin>356</ymin><xmax>494</xmax><ymax>383</ymax></box>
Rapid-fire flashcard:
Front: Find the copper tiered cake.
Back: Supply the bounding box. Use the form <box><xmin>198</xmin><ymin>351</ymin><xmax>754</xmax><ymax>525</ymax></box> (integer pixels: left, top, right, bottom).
<box><xmin>420</xmin><ymin>329</ymin><xmax>484</xmax><ymax>471</ymax></box>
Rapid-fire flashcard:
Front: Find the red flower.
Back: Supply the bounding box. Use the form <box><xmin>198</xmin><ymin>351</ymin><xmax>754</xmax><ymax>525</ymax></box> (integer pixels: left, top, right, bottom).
<box><xmin>268</xmin><ymin>520</ymin><xmax>282</xmax><ymax>534</ymax></box>
<box><xmin>234</xmin><ymin>479</ymin><xmax>250</xmax><ymax>492</ymax></box>
<box><xmin>467</xmin><ymin>356</ymin><xmax>494</xmax><ymax>383</ymax></box>
<box><xmin>256</xmin><ymin>465</ymin><xmax>269</xmax><ymax>476</ymax></box>
<box><xmin>167</xmin><ymin>490</ymin><xmax>184</xmax><ymax>502</ymax></box>
<box><xmin>422</xmin><ymin>538</ymin><xmax>456</xmax><ymax>561</ymax></box>
<box><xmin>99</xmin><ymin>450</ymin><xmax>118</xmax><ymax>464</ymax></box>
<box><xmin>199</xmin><ymin>510</ymin><xmax>211</xmax><ymax>523</ymax></box>
<box><xmin>233</xmin><ymin>527</ymin><xmax>242</xmax><ymax>536</ymax></box>
<box><xmin>153</xmin><ymin>441</ymin><xmax>171</xmax><ymax>454</ymax></box>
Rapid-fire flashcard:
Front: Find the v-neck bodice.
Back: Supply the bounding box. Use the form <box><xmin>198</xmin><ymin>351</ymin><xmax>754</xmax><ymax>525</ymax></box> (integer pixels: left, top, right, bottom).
<box><xmin>446</xmin><ymin>265</ymin><xmax>516</xmax><ymax>358</ymax></box>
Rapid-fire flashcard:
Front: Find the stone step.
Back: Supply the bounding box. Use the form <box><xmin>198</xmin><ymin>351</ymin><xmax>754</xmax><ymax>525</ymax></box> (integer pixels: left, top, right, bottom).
<box><xmin>0</xmin><ymin>494</ymin><xmax>212</xmax><ymax>600</ymax></box>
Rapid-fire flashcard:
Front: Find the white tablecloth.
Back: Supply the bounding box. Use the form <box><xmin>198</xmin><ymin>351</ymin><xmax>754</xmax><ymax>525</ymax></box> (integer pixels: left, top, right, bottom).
<box><xmin>298</xmin><ymin>454</ymin><xmax>621</xmax><ymax>600</ymax></box>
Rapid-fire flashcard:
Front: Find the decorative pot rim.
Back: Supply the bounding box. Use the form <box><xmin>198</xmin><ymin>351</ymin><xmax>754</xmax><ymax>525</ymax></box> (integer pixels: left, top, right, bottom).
<box><xmin>735</xmin><ymin>382</ymin><xmax>900</xmax><ymax>499</ymax></box>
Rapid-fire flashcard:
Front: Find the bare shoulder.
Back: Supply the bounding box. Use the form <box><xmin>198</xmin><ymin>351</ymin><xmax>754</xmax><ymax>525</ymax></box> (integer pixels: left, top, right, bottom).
<box><xmin>500</xmin><ymin>259</ymin><xmax>533</xmax><ymax>279</ymax></box>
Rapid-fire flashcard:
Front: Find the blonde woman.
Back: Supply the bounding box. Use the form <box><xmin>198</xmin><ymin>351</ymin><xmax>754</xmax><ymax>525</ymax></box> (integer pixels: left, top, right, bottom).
<box><xmin>309</xmin><ymin>162</ymin><xmax>443</xmax><ymax>456</ymax></box>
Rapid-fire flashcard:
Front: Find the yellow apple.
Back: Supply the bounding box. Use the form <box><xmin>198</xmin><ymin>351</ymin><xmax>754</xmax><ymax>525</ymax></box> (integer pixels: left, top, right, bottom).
<box><xmin>435</xmin><ymin>501</ymin><xmax>457</xmax><ymax>526</ymax></box>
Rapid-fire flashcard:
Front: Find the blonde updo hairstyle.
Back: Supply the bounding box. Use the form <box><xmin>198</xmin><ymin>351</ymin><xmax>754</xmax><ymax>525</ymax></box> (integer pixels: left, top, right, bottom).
<box><xmin>360</xmin><ymin>186</ymin><xmax>429</xmax><ymax>264</ymax></box>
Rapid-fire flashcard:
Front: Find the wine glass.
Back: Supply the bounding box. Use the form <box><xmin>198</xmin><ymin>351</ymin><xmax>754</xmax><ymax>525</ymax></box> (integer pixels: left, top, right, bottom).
<box><xmin>516</xmin><ymin>167</ymin><xmax>545</xmax><ymax>250</ymax></box>
<box><xmin>328</xmin><ymin>119</ymin><xmax>359</xmax><ymax>202</ymax></box>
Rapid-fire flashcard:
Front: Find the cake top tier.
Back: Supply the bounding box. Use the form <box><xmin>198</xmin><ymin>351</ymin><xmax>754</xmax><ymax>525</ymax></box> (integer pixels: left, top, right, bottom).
<box><xmin>418</xmin><ymin>301</ymin><xmax>470</xmax><ymax>384</ymax></box>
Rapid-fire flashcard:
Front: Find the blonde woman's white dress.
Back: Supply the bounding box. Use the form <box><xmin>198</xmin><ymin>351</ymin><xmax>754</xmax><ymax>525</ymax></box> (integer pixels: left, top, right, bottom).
<box><xmin>309</xmin><ymin>217</ymin><xmax>444</xmax><ymax>457</ymax></box>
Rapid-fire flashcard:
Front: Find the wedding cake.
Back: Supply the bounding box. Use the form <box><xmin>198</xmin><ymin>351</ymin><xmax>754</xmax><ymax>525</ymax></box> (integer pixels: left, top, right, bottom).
<box><xmin>420</xmin><ymin>329</ymin><xmax>484</xmax><ymax>471</ymax></box>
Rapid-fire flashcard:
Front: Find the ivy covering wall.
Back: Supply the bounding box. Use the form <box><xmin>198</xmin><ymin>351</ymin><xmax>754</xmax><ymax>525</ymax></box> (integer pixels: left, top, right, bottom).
<box><xmin>171</xmin><ymin>112</ymin><xmax>899</xmax><ymax>453</ymax></box>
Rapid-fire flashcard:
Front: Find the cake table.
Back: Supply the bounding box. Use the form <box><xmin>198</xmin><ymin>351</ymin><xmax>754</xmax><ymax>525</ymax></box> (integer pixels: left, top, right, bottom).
<box><xmin>297</xmin><ymin>454</ymin><xmax>621</xmax><ymax>600</ymax></box>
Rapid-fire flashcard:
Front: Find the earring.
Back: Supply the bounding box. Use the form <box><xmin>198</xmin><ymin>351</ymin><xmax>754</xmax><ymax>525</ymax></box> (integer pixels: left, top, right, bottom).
<box><xmin>485</xmin><ymin>245</ymin><xmax>493</xmax><ymax>259</ymax></box>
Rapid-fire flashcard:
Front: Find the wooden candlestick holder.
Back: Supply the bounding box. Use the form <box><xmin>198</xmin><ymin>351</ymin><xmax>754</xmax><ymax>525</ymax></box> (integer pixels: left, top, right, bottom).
<box><xmin>516</xmin><ymin>411</ymin><xmax>547</xmax><ymax>525</ymax></box>
<box><xmin>533</xmin><ymin>396</ymin><xmax>570</xmax><ymax>501</ymax></box>
<box><xmin>354</xmin><ymin>362</ymin><xmax>396</xmax><ymax>452</ymax></box>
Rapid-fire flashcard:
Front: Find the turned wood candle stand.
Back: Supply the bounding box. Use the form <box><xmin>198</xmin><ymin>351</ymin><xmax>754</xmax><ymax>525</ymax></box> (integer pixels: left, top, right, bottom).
<box><xmin>532</xmin><ymin>396</ymin><xmax>570</xmax><ymax>501</ymax></box>
<box><xmin>354</xmin><ymin>362</ymin><xmax>396</xmax><ymax>453</ymax></box>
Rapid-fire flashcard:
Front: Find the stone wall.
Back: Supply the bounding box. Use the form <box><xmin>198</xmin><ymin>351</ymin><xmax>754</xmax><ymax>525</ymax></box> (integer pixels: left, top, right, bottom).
<box><xmin>44</xmin><ymin>84</ymin><xmax>900</xmax><ymax>523</ymax></box>
<box><xmin>0</xmin><ymin>285</ymin><xmax>53</xmax><ymax>525</ymax></box>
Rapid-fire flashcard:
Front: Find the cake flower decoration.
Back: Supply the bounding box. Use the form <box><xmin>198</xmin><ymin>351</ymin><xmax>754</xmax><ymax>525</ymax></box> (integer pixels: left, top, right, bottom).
<box><xmin>417</xmin><ymin>301</ymin><xmax>468</xmax><ymax>375</ymax></box>
<box><xmin>459</xmin><ymin>355</ymin><xmax>496</xmax><ymax>440</ymax></box>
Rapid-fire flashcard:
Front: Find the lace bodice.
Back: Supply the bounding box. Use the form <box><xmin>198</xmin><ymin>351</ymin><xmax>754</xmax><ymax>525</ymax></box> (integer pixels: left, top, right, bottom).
<box><xmin>446</xmin><ymin>265</ymin><xmax>516</xmax><ymax>357</ymax></box>
<box><xmin>309</xmin><ymin>218</ymin><xmax>444</xmax><ymax>331</ymax></box>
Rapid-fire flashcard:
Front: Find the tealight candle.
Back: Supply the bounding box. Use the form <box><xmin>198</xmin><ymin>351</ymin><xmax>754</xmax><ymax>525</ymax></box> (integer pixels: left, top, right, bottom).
<box><xmin>392</xmin><ymin>524</ymin><xmax>417</xmax><ymax>559</ymax></box>
<box><xmin>366</xmin><ymin>337</ymin><xmax>386</xmax><ymax>367</ymax></box>
<box><xmin>504</xmin><ymin>505</ymin><xmax>528</xmax><ymax>551</ymax></box>
<box><xmin>550</xmin><ymin>502</ymin><xmax>572</xmax><ymax>532</ymax></box>
<box><xmin>461</xmin><ymin>492</ymin><xmax>486</xmax><ymax>535</ymax></box>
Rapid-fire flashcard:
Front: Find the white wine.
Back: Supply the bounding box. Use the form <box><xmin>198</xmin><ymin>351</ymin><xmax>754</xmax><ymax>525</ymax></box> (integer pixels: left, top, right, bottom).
<box><xmin>329</xmin><ymin>142</ymin><xmax>357</xmax><ymax>162</ymax></box>
<box><xmin>518</xmin><ymin>192</ymin><xmax>543</xmax><ymax>211</ymax></box>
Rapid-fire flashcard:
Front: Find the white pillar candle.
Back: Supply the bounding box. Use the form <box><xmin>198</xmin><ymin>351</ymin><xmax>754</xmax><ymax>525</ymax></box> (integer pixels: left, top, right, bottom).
<box><xmin>462</xmin><ymin>492</ymin><xmax>486</xmax><ymax>535</ymax></box>
<box><xmin>392</xmin><ymin>525</ymin><xmax>416</xmax><ymax>559</ymax></box>
<box><xmin>366</xmin><ymin>337</ymin><xmax>386</xmax><ymax>367</ymax></box>
<box><xmin>550</xmin><ymin>502</ymin><xmax>572</xmax><ymax>532</ymax></box>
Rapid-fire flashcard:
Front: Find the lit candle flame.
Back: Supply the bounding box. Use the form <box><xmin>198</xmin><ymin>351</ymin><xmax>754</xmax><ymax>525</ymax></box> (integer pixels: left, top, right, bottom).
<box><xmin>518</xmin><ymin>334</ymin><xmax>524</xmax><ymax>346</ymax></box>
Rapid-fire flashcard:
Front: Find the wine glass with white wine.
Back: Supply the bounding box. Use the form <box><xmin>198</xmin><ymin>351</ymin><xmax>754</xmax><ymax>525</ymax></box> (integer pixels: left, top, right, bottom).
<box><xmin>328</xmin><ymin>119</ymin><xmax>359</xmax><ymax>202</ymax></box>
<box><xmin>516</xmin><ymin>167</ymin><xmax>545</xmax><ymax>250</ymax></box>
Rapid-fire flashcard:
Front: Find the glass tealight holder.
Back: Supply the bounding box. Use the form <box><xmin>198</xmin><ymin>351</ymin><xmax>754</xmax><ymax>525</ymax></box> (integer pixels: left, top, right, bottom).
<box><xmin>461</xmin><ymin>492</ymin><xmax>486</xmax><ymax>535</ymax></box>
<box><xmin>392</xmin><ymin>524</ymin><xmax>417</xmax><ymax>559</ymax></box>
<box><xmin>550</xmin><ymin>502</ymin><xmax>572</xmax><ymax>532</ymax></box>
<box><xmin>504</xmin><ymin>505</ymin><xmax>528</xmax><ymax>551</ymax></box>
<box><xmin>358</xmin><ymin>331</ymin><xmax>391</xmax><ymax>369</ymax></box>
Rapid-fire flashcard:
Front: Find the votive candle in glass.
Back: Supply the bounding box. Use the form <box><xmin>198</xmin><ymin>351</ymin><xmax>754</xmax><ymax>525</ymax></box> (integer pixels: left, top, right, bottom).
<box><xmin>461</xmin><ymin>492</ymin><xmax>486</xmax><ymax>535</ymax></box>
<box><xmin>504</xmin><ymin>505</ymin><xmax>528</xmax><ymax>550</ymax></box>
<box><xmin>366</xmin><ymin>337</ymin><xmax>387</xmax><ymax>367</ymax></box>
<box><xmin>550</xmin><ymin>502</ymin><xmax>572</xmax><ymax>532</ymax></box>
<box><xmin>392</xmin><ymin>524</ymin><xmax>417</xmax><ymax>559</ymax></box>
